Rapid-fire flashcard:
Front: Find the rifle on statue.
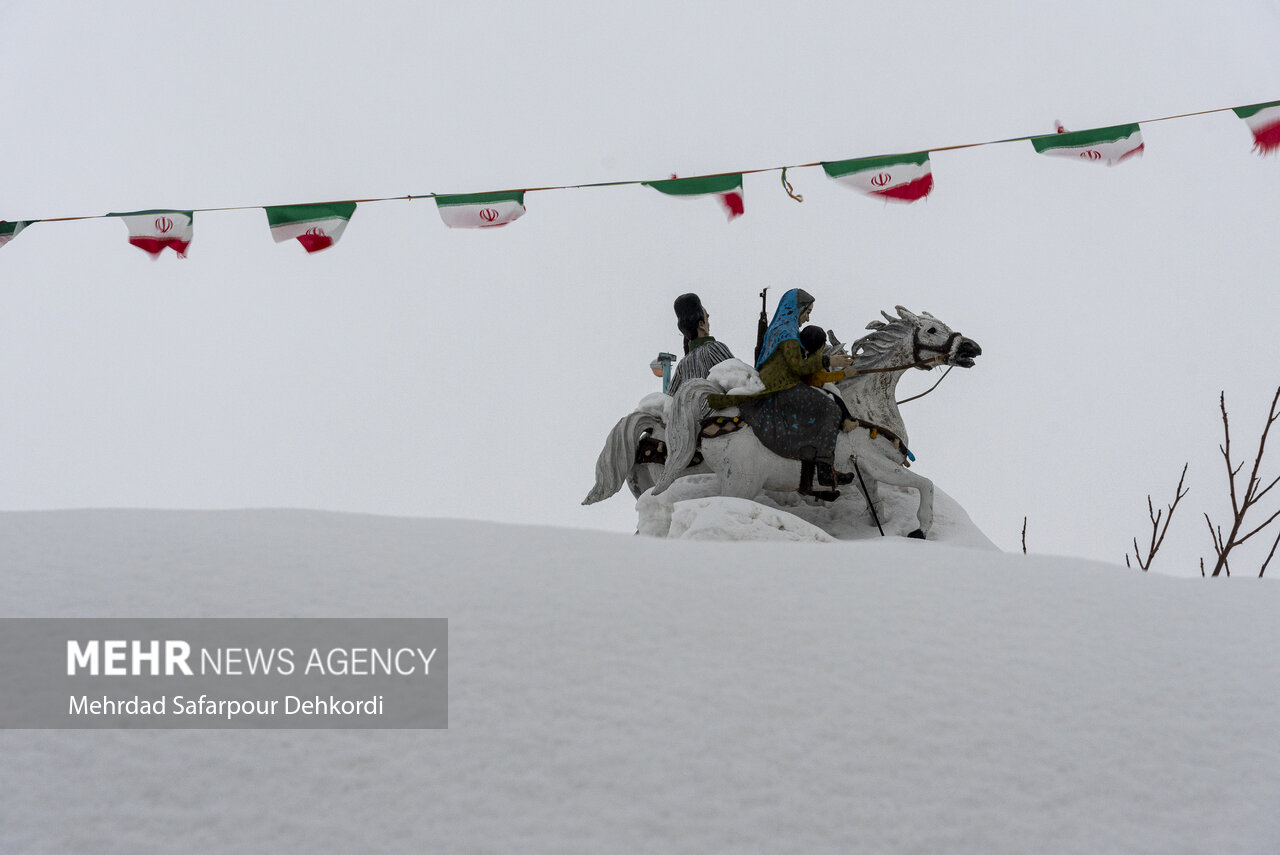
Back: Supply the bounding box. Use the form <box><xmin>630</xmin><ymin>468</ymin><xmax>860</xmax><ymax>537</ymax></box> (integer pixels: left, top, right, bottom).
<box><xmin>753</xmin><ymin>287</ymin><xmax>769</xmax><ymax>364</ymax></box>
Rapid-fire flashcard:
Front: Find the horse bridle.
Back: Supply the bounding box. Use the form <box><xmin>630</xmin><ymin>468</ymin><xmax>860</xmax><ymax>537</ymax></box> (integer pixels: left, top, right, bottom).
<box><xmin>849</xmin><ymin>326</ymin><xmax>958</xmax><ymax>375</ymax></box>
<box><xmin>911</xmin><ymin>326</ymin><xmax>961</xmax><ymax>367</ymax></box>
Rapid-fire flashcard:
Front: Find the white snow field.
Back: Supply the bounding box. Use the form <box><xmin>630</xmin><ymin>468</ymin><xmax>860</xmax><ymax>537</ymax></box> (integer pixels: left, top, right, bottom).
<box><xmin>2</xmin><ymin>503</ymin><xmax>1277</xmax><ymax>855</ymax></box>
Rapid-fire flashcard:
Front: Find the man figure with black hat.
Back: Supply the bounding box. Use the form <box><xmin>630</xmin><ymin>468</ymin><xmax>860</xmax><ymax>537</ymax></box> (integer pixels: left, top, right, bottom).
<box><xmin>667</xmin><ymin>293</ymin><xmax>735</xmax><ymax>395</ymax></box>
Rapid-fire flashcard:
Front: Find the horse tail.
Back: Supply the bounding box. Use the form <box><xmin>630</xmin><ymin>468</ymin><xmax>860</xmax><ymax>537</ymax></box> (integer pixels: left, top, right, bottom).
<box><xmin>652</xmin><ymin>378</ymin><xmax>717</xmax><ymax>495</ymax></box>
<box><xmin>582</xmin><ymin>410</ymin><xmax>663</xmax><ymax>505</ymax></box>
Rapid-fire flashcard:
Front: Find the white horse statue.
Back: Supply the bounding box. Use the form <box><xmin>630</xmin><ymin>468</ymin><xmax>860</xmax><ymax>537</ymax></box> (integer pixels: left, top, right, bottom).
<box><xmin>584</xmin><ymin>306</ymin><xmax>981</xmax><ymax>538</ymax></box>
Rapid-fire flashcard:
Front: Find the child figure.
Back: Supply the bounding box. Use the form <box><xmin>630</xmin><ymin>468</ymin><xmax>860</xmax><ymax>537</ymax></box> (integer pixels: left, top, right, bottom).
<box><xmin>799</xmin><ymin>325</ymin><xmax>857</xmax><ymax>431</ymax></box>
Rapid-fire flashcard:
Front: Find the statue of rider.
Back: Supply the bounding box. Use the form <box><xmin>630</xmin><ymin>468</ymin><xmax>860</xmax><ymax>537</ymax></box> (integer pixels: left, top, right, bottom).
<box><xmin>707</xmin><ymin>288</ymin><xmax>856</xmax><ymax>500</ymax></box>
<box><xmin>667</xmin><ymin>293</ymin><xmax>735</xmax><ymax>395</ymax></box>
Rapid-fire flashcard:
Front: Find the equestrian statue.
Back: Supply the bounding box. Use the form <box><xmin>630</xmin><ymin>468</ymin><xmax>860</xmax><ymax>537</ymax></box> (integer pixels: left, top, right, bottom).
<box><xmin>583</xmin><ymin>291</ymin><xmax>982</xmax><ymax>539</ymax></box>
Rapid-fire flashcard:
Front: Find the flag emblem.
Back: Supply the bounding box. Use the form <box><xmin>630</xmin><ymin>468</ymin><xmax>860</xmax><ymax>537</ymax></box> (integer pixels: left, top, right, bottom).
<box><xmin>434</xmin><ymin>192</ymin><xmax>526</xmax><ymax>228</ymax></box>
<box><xmin>822</xmin><ymin>152</ymin><xmax>934</xmax><ymax>203</ymax></box>
<box><xmin>111</xmin><ymin>210</ymin><xmax>194</xmax><ymax>258</ymax></box>
<box><xmin>265</xmin><ymin>202</ymin><xmax>356</xmax><ymax>252</ymax></box>
<box><xmin>1031</xmin><ymin>123</ymin><xmax>1144</xmax><ymax>165</ymax></box>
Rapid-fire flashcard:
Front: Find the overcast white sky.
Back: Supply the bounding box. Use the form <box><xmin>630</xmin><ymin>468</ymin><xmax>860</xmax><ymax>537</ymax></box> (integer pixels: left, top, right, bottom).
<box><xmin>2</xmin><ymin>1</ymin><xmax>1277</xmax><ymax>573</ymax></box>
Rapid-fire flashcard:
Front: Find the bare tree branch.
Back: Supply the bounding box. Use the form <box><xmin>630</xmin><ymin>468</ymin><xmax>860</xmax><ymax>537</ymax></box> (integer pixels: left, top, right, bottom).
<box><xmin>1127</xmin><ymin>463</ymin><xmax>1188</xmax><ymax>572</ymax></box>
<box><xmin>1204</xmin><ymin>386</ymin><xmax>1280</xmax><ymax>577</ymax></box>
<box><xmin>1239</xmin><ymin>506</ymin><xmax>1280</xmax><ymax>545</ymax></box>
<box><xmin>1204</xmin><ymin>514</ymin><xmax>1222</xmax><ymax>553</ymax></box>
<box><xmin>1253</xmin><ymin>473</ymin><xmax>1280</xmax><ymax>506</ymax></box>
<box><xmin>1261</xmin><ymin>528</ymin><xmax>1280</xmax><ymax>579</ymax></box>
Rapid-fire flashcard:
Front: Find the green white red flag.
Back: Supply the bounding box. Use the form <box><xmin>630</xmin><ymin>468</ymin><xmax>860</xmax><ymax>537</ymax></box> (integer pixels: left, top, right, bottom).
<box><xmin>643</xmin><ymin>174</ymin><xmax>744</xmax><ymax>220</ymax></box>
<box><xmin>1032</xmin><ymin>123</ymin><xmax>1144</xmax><ymax>165</ymax></box>
<box><xmin>115</xmin><ymin>210</ymin><xmax>193</xmax><ymax>257</ymax></box>
<box><xmin>821</xmin><ymin>152</ymin><xmax>934</xmax><ymax>203</ymax></box>
<box><xmin>265</xmin><ymin>202</ymin><xmax>356</xmax><ymax>252</ymax></box>
<box><xmin>0</xmin><ymin>220</ymin><xmax>30</xmax><ymax>249</ymax></box>
<box><xmin>434</xmin><ymin>191</ymin><xmax>526</xmax><ymax>228</ymax></box>
<box><xmin>1233</xmin><ymin>100</ymin><xmax>1280</xmax><ymax>155</ymax></box>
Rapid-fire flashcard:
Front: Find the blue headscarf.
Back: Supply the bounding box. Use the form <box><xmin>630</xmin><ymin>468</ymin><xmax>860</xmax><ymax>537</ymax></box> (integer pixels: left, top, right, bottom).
<box><xmin>755</xmin><ymin>288</ymin><xmax>814</xmax><ymax>369</ymax></box>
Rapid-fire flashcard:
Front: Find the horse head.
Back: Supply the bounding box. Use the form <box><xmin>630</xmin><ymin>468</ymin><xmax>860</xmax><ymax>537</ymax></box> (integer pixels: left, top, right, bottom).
<box><xmin>851</xmin><ymin>306</ymin><xmax>982</xmax><ymax>372</ymax></box>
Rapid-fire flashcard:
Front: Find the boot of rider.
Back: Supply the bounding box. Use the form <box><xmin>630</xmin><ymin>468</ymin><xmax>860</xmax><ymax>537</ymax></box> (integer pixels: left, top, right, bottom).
<box><xmin>816</xmin><ymin>462</ymin><xmax>855</xmax><ymax>487</ymax></box>
<box><xmin>799</xmin><ymin>460</ymin><xmax>841</xmax><ymax>502</ymax></box>
<box><xmin>799</xmin><ymin>460</ymin><xmax>815</xmax><ymax>494</ymax></box>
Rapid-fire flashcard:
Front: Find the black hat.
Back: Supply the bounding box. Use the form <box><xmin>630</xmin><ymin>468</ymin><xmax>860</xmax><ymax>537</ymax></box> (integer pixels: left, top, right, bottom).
<box><xmin>673</xmin><ymin>293</ymin><xmax>705</xmax><ymax>341</ymax></box>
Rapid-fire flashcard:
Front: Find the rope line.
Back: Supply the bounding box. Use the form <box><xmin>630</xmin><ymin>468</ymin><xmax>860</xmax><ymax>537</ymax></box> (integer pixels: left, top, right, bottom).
<box><xmin>6</xmin><ymin>100</ymin><xmax>1269</xmax><ymax>225</ymax></box>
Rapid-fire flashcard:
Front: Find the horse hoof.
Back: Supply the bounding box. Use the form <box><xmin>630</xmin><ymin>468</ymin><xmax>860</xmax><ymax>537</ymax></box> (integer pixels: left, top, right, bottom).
<box><xmin>907</xmin><ymin>529</ymin><xmax>926</xmax><ymax>540</ymax></box>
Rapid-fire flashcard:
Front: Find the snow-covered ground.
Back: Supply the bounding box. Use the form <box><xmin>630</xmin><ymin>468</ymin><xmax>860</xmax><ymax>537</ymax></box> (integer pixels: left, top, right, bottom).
<box><xmin>637</xmin><ymin>475</ymin><xmax>999</xmax><ymax>547</ymax></box>
<box><xmin>2</xmin><ymin>504</ymin><xmax>1277</xmax><ymax>854</ymax></box>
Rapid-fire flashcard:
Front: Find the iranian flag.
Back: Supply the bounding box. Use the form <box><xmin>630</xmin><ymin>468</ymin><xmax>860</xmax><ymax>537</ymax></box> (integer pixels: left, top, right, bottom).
<box><xmin>822</xmin><ymin>152</ymin><xmax>934</xmax><ymax>203</ymax></box>
<box><xmin>0</xmin><ymin>220</ymin><xmax>31</xmax><ymax>249</ymax></box>
<box><xmin>434</xmin><ymin>191</ymin><xmax>526</xmax><ymax>228</ymax></box>
<box><xmin>1233</xmin><ymin>100</ymin><xmax>1280</xmax><ymax>155</ymax></box>
<box><xmin>265</xmin><ymin>202</ymin><xmax>356</xmax><ymax>252</ymax></box>
<box><xmin>114</xmin><ymin>210</ymin><xmax>193</xmax><ymax>257</ymax></box>
<box><xmin>643</xmin><ymin>174</ymin><xmax>745</xmax><ymax>220</ymax></box>
<box><xmin>1031</xmin><ymin>123</ymin><xmax>1144</xmax><ymax>165</ymax></box>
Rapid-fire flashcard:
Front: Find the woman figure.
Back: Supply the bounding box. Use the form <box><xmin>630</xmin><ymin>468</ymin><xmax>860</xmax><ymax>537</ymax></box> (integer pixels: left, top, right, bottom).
<box><xmin>667</xmin><ymin>292</ymin><xmax>735</xmax><ymax>395</ymax></box>
<box><xmin>707</xmin><ymin>288</ymin><xmax>855</xmax><ymax>499</ymax></box>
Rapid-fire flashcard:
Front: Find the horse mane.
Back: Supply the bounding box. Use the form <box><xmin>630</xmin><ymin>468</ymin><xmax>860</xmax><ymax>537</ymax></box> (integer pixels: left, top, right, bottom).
<box><xmin>847</xmin><ymin>306</ymin><xmax>931</xmax><ymax>372</ymax></box>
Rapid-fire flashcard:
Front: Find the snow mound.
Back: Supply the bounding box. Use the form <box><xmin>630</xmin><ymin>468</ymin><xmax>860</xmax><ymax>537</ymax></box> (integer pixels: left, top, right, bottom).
<box><xmin>668</xmin><ymin>496</ymin><xmax>835</xmax><ymax>542</ymax></box>
<box><xmin>2</xmin><ymin>509</ymin><xmax>1278</xmax><ymax>855</ymax></box>
<box><xmin>634</xmin><ymin>391</ymin><xmax>667</xmax><ymax>417</ymax></box>
<box><xmin>638</xmin><ymin>473</ymin><xmax>997</xmax><ymax>548</ymax></box>
<box><xmin>707</xmin><ymin>357</ymin><xmax>763</xmax><ymax>396</ymax></box>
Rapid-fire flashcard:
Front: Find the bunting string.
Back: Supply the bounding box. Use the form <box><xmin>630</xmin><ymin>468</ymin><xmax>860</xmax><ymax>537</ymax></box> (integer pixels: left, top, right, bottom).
<box><xmin>1</xmin><ymin>98</ymin><xmax>1276</xmax><ymax>256</ymax></box>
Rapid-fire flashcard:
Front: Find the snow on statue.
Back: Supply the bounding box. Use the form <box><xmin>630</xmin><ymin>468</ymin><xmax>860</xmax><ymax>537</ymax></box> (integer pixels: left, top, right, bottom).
<box><xmin>584</xmin><ymin>295</ymin><xmax>982</xmax><ymax>541</ymax></box>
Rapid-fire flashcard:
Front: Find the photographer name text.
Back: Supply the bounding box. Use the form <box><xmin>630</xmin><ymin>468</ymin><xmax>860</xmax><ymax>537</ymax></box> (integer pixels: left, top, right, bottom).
<box><xmin>68</xmin><ymin>693</ymin><xmax>387</xmax><ymax>720</ymax></box>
